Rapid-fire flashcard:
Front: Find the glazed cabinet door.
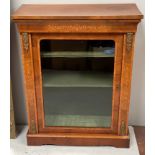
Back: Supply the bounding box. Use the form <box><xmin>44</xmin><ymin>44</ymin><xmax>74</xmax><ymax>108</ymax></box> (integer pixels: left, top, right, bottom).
<box><xmin>31</xmin><ymin>33</ymin><xmax>124</xmax><ymax>134</ymax></box>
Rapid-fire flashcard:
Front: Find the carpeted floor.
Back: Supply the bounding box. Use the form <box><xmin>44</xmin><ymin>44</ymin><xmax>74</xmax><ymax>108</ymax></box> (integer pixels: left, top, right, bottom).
<box><xmin>10</xmin><ymin>126</ymin><xmax>139</xmax><ymax>155</ymax></box>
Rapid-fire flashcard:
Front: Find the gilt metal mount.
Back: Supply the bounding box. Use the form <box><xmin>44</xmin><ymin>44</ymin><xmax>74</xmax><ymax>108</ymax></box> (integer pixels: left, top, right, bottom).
<box><xmin>22</xmin><ymin>32</ymin><xmax>29</xmax><ymax>51</ymax></box>
<box><xmin>126</xmin><ymin>32</ymin><xmax>133</xmax><ymax>53</ymax></box>
<box><xmin>31</xmin><ymin>120</ymin><xmax>36</xmax><ymax>134</ymax></box>
<box><xmin>120</xmin><ymin>121</ymin><xmax>126</xmax><ymax>136</ymax></box>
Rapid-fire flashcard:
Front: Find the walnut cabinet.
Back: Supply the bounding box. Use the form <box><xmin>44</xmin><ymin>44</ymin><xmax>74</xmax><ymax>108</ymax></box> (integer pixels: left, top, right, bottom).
<box><xmin>12</xmin><ymin>4</ymin><xmax>143</xmax><ymax>147</ymax></box>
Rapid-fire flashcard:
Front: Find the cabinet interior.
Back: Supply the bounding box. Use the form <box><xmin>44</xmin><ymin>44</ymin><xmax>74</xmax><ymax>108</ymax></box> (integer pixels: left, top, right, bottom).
<box><xmin>40</xmin><ymin>39</ymin><xmax>115</xmax><ymax>128</ymax></box>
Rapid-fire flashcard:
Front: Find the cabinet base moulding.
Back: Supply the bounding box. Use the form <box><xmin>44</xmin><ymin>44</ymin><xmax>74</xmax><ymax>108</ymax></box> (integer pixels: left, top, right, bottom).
<box><xmin>27</xmin><ymin>129</ymin><xmax>130</xmax><ymax>148</ymax></box>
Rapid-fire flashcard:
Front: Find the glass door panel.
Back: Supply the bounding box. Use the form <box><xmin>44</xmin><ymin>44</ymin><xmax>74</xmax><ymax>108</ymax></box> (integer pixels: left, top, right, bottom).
<box><xmin>40</xmin><ymin>40</ymin><xmax>115</xmax><ymax>128</ymax></box>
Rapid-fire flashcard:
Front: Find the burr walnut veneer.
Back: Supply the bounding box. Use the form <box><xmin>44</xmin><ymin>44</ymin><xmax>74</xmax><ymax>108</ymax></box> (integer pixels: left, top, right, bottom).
<box><xmin>12</xmin><ymin>4</ymin><xmax>143</xmax><ymax>147</ymax></box>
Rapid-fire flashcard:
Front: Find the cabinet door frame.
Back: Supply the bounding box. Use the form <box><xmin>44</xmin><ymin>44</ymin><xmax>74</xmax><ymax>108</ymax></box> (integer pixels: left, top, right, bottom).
<box><xmin>31</xmin><ymin>33</ymin><xmax>124</xmax><ymax>134</ymax></box>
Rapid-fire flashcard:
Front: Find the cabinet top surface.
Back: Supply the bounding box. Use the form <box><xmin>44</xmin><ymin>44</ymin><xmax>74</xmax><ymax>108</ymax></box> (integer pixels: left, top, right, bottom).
<box><xmin>12</xmin><ymin>4</ymin><xmax>143</xmax><ymax>20</ymax></box>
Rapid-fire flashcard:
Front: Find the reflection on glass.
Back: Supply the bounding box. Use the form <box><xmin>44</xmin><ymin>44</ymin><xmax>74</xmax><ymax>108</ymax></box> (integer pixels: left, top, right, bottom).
<box><xmin>40</xmin><ymin>40</ymin><xmax>115</xmax><ymax>127</ymax></box>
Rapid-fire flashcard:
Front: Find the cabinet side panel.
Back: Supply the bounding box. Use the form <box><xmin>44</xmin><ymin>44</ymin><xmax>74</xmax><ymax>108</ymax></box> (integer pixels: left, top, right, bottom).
<box><xmin>118</xmin><ymin>33</ymin><xmax>135</xmax><ymax>135</ymax></box>
<box><xmin>20</xmin><ymin>32</ymin><xmax>38</xmax><ymax>134</ymax></box>
<box><xmin>10</xmin><ymin>82</ymin><xmax>16</xmax><ymax>138</ymax></box>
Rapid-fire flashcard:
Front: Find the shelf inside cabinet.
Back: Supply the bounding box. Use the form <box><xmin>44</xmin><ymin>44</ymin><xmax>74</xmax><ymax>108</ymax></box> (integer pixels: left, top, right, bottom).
<box><xmin>41</xmin><ymin>51</ymin><xmax>114</xmax><ymax>58</ymax></box>
<box><xmin>42</xmin><ymin>70</ymin><xmax>113</xmax><ymax>87</ymax></box>
<box><xmin>45</xmin><ymin>114</ymin><xmax>111</xmax><ymax>127</ymax></box>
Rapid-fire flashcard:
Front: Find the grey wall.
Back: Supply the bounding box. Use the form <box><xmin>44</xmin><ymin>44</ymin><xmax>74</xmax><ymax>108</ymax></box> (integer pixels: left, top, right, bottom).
<box><xmin>11</xmin><ymin>0</ymin><xmax>145</xmax><ymax>126</ymax></box>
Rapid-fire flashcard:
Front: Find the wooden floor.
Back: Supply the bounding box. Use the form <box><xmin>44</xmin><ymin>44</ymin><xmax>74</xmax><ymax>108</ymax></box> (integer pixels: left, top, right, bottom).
<box><xmin>134</xmin><ymin>126</ymin><xmax>145</xmax><ymax>155</ymax></box>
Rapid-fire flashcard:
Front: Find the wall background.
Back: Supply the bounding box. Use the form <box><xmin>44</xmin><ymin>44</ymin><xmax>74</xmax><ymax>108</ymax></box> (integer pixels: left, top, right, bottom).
<box><xmin>10</xmin><ymin>0</ymin><xmax>145</xmax><ymax>126</ymax></box>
